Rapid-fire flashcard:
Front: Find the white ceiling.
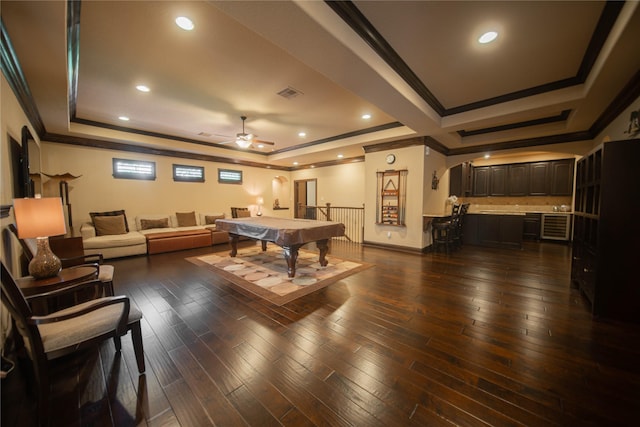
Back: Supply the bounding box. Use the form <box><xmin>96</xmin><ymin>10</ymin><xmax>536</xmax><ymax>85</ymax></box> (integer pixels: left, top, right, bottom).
<box><xmin>2</xmin><ymin>1</ymin><xmax>639</xmax><ymax>169</ymax></box>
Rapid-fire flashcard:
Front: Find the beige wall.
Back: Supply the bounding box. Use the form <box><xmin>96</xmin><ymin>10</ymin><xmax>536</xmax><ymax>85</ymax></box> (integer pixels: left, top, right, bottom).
<box><xmin>38</xmin><ymin>142</ymin><xmax>294</xmax><ymax>228</ymax></box>
<box><xmin>364</xmin><ymin>145</ymin><xmax>448</xmax><ymax>250</ymax></box>
<box><xmin>291</xmin><ymin>162</ymin><xmax>365</xmax><ymax>208</ymax></box>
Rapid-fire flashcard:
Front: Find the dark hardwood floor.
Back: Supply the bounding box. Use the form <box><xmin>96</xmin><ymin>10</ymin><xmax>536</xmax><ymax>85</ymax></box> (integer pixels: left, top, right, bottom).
<box><xmin>3</xmin><ymin>240</ymin><xmax>640</xmax><ymax>426</ymax></box>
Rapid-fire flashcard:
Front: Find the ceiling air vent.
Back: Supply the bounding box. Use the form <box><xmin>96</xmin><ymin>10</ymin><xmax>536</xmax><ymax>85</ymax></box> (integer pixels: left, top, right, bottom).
<box><xmin>198</xmin><ymin>131</ymin><xmax>212</xmax><ymax>137</ymax></box>
<box><xmin>277</xmin><ymin>86</ymin><xmax>303</xmax><ymax>99</ymax></box>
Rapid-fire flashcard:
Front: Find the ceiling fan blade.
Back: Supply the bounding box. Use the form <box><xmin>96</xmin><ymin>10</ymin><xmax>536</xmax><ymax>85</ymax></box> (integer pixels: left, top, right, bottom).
<box><xmin>215</xmin><ymin>139</ymin><xmax>235</xmax><ymax>145</ymax></box>
<box><xmin>253</xmin><ymin>139</ymin><xmax>275</xmax><ymax>146</ymax></box>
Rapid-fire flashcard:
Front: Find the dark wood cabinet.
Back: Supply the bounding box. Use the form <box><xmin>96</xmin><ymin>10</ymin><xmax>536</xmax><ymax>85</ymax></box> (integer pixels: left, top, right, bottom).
<box><xmin>550</xmin><ymin>159</ymin><xmax>574</xmax><ymax>196</ymax></box>
<box><xmin>469</xmin><ymin>159</ymin><xmax>574</xmax><ymax>197</ymax></box>
<box><xmin>449</xmin><ymin>162</ymin><xmax>473</xmax><ymax>197</ymax></box>
<box><xmin>489</xmin><ymin>165</ymin><xmax>507</xmax><ymax>196</ymax></box>
<box><xmin>507</xmin><ymin>163</ymin><xmax>529</xmax><ymax>196</ymax></box>
<box><xmin>523</xmin><ymin>213</ymin><xmax>541</xmax><ymax>240</ymax></box>
<box><xmin>472</xmin><ymin>166</ymin><xmax>490</xmax><ymax>197</ymax></box>
<box><xmin>473</xmin><ymin>166</ymin><xmax>491</xmax><ymax>197</ymax></box>
<box><xmin>529</xmin><ymin>162</ymin><xmax>550</xmax><ymax>196</ymax></box>
<box><xmin>571</xmin><ymin>139</ymin><xmax>640</xmax><ymax>323</ymax></box>
<box><xmin>463</xmin><ymin>214</ymin><xmax>524</xmax><ymax>249</ymax></box>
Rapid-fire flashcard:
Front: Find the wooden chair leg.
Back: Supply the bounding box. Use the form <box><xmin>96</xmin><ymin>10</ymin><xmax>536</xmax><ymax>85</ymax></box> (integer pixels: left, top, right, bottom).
<box><xmin>130</xmin><ymin>320</ymin><xmax>145</xmax><ymax>373</ymax></box>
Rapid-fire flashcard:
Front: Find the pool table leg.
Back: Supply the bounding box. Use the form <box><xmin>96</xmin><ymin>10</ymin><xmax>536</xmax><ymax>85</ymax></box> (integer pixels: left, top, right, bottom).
<box><xmin>228</xmin><ymin>234</ymin><xmax>239</xmax><ymax>257</ymax></box>
<box><xmin>317</xmin><ymin>239</ymin><xmax>329</xmax><ymax>267</ymax></box>
<box><xmin>282</xmin><ymin>245</ymin><xmax>301</xmax><ymax>277</ymax></box>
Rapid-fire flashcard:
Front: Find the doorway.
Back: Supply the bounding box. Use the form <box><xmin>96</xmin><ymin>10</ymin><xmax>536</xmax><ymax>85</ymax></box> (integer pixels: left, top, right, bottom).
<box><xmin>294</xmin><ymin>179</ymin><xmax>317</xmax><ymax>219</ymax></box>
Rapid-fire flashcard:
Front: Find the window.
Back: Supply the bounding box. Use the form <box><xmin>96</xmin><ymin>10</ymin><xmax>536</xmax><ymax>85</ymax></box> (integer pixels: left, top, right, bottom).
<box><xmin>173</xmin><ymin>164</ymin><xmax>204</xmax><ymax>182</ymax></box>
<box><xmin>112</xmin><ymin>158</ymin><xmax>156</xmax><ymax>180</ymax></box>
<box><xmin>218</xmin><ymin>168</ymin><xmax>243</xmax><ymax>184</ymax></box>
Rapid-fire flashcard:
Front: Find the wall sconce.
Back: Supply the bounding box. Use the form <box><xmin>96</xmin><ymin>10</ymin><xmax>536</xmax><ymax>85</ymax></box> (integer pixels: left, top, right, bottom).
<box><xmin>256</xmin><ymin>197</ymin><xmax>264</xmax><ymax>216</ymax></box>
<box><xmin>431</xmin><ymin>171</ymin><xmax>439</xmax><ymax>190</ymax></box>
<box><xmin>13</xmin><ymin>196</ymin><xmax>67</xmax><ymax>278</ymax></box>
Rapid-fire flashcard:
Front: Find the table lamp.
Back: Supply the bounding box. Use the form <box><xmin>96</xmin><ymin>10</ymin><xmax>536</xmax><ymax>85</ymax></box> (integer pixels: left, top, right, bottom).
<box><xmin>256</xmin><ymin>197</ymin><xmax>264</xmax><ymax>216</ymax></box>
<box><xmin>13</xmin><ymin>197</ymin><xmax>67</xmax><ymax>279</ymax></box>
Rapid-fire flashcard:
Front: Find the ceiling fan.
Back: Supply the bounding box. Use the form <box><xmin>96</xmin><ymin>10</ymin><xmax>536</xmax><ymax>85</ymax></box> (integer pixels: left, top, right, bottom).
<box><xmin>219</xmin><ymin>116</ymin><xmax>275</xmax><ymax>149</ymax></box>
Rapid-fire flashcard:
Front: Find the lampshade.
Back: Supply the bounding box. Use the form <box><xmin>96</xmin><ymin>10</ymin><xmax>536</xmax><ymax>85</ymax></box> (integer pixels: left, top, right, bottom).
<box><xmin>257</xmin><ymin>197</ymin><xmax>264</xmax><ymax>205</ymax></box>
<box><xmin>13</xmin><ymin>197</ymin><xmax>67</xmax><ymax>238</ymax></box>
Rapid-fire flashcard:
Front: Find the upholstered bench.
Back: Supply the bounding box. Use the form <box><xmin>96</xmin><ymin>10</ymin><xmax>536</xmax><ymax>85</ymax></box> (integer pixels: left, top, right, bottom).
<box><xmin>145</xmin><ymin>229</ymin><xmax>212</xmax><ymax>254</ymax></box>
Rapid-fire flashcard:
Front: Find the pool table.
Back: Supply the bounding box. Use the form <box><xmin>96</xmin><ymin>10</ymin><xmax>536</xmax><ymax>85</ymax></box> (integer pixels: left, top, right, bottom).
<box><xmin>215</xmin><ymin>216</ymin><xmax>345</xmax><ymax>277</ymax></box>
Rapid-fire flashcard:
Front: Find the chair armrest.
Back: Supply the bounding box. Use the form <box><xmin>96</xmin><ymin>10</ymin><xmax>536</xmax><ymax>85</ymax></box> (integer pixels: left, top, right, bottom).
<box><xmin>80</xmin><ymin>222</ymin><xmax>96</xmax><ymax>239</ymax></box>
<box><xmin>29</xmin><ymin>295</ymin><xmax>130</xmax><ymax>335</ymax></box>
<box><xmin>61</xmin><ymin>253</ymin><xmax>104</xmax><ymax>268</ymax></box>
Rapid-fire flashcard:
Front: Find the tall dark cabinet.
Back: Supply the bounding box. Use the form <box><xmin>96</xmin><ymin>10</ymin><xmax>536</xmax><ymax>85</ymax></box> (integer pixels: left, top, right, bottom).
<box><xmin>571</xmin><ymin>139</ymin><xmax>640</xmax><ymax>322</ymax></box>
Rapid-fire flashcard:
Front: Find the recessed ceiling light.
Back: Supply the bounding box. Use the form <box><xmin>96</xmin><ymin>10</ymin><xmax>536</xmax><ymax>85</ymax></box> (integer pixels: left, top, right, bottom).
<box><xmin>478</xmin><ymin>31</ymin><xmax>498</xmax><ymax>44</ymax></box>
<box><xmin>136</xmin><ymin>85</ymin><xmax>150</xmax><ymax>92</ymax></box>
<box><xmin>118</xmin><ymin>116</ymin><xmax>130</xmax><ymax>121</ymax></box>
<box><xmin>484</xmin><ymin>154</ymin><xmax>491</xmax><ymax>159</ymax></box>
<box><xmin>293</xmin><ymin>161</ymin><xmax>299</xmax><ymax>166</ymax></box>
<box><xmin>361</xmin><ymin>114</ymin><xmax>371</xmax><ymax>120</ymax></box>
<box><xmin>298</xmin><ymin>132</ymin><xmax>306</xmax><ymax>137</ymax></box>
<box><xmin>175</xmin><ymin>16</ymin><xmax>194</xmax><ymax>31</ymax></box>
<box><xmin>337</xmin><ymin>154</ymin><xmax>344</xmax><ymax>158</ymax></box>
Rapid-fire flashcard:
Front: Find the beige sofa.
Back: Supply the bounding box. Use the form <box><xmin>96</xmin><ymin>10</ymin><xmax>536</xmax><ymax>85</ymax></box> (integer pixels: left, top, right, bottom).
<box><xmin>81</xmin><ymin>211</ymin><xmax>229</xmax><ymax>259</ymax></box>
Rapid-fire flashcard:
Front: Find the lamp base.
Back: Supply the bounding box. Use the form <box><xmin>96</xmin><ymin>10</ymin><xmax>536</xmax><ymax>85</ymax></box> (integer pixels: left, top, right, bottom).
<box><xmin>28</xmin><ymin>237</ymin><xmax>62</xmax><ymax>279</ymax></box>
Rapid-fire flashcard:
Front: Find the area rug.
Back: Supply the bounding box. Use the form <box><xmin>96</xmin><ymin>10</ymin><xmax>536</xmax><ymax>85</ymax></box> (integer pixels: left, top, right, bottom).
<box><xmin>186</xmin><ymin>243</ymin><xmax>372</xmax><ymax>305</ymax></box>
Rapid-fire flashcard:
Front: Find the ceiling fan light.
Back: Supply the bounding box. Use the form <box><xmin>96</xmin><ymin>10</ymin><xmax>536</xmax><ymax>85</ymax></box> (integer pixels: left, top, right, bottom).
<box><xmin>235</xmin><ymin>139</ymin><xmax>252</xmax><ymax>148</ymax></box>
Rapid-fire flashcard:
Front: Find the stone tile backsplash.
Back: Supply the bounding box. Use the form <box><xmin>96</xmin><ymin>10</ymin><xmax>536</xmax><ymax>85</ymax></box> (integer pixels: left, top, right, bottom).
<box><xmin>461</xmin><ymin>196</ymin><xmax>573</xmax><ymax>213</ymax></box>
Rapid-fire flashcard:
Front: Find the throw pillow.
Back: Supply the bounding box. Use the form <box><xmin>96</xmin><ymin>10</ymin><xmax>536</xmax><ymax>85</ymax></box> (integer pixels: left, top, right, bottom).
<box><xmin>140</xmin><ymin>218</ymin><xmax>169</xmax><ymax>230</ymax></box>
<box><xmin>90</xmin><ymin>209</ymin><xmax>130</xmax><ymax>232</ymax></box>
<box><xmin>236</xmin><ymin>210</ymin><xmax>251</xmax><ymax>218</ymax></box>
<box><xmin>204</xmin><ymin>214</ymin><xmax>225</xmax><ymax>225</ymax></box>
<box><xmin>93</xmin><ymin>214</ymin><xmax>127</xmax><ymax>236</ymax></box>
<box><xmin>176</xmin><ymin>211</ymin><xmax>197</xmax><ymax>227</ymax></box>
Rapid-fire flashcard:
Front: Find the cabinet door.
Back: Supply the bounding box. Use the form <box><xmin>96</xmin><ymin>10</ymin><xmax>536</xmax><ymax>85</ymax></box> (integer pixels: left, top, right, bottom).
<box><xmin>499</xmin><ymin>216</ymin><xmax>524</xmax><ymax>249</ymax></box>
<box><xmin>523</xmin><ymin>213</ymin><xmax>541</xmax><ymax>240</ymax></box>
<box><xmin>489</xmin><ymin>165</ymin><xmax>507</xmax><ymax>196</ymax></box>
<box><xmin>529</xmin><ymin>162</ymin><xmax>550</xmax><ymax>195</ymax></box>
<box><xmin>449</xmin><ymin>164</ymin><xmax>462</xmax><ymax>197</ymax></box>
<box><xmin>550</xmin><ymin>159</ymin><xmax>574</xmax><ymax>196</ymax></box>
<box><xmin>507</xmin><ymin>163</ymin><xmax>529</xmax><ymax>196</ymax></box>
<box><xmin>462</xmin><ymin>214</ymin><xmax>479</xmax><ymax>245</ymax></box>
<box><xmin>473</xmin><ymin>166</ymin><xmax>490</xmax><ymax>196</ymax></box>
<box><xmin>462</xmin><ymin>162</ymin><xmax>473</xmax><ymax>196</ymax></box>
<box><xmin>477</xmin><ymin>215</ymin><xmax>500</xmax><ymax>246</ymax></box>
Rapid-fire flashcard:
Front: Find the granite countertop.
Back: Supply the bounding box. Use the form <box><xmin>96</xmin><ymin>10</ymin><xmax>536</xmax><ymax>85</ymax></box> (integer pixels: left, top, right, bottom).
<box><xmin>473</xmin><ymin>210</ymin><xmax>572</xmax><ymax>215</ymax></box>
<box><xmin>424</xmin><ymin>206</ymin><xmax>573</xmax><ymax>216</ymax></box>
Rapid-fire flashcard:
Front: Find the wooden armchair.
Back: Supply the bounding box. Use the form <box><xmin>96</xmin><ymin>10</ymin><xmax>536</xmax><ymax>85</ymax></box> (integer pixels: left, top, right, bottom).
<box><xmin>8</xmin><ymin>223</ymin><xmax>115</xmax><ymax>295</ymax></box>
<box><xmin>1</xmin><ymin>262</ymin><xmax>145</xmax><ymax>426</ymax></box>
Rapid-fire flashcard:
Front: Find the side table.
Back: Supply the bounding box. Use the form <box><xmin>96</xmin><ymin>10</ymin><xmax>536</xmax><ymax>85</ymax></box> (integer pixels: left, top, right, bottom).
<box><xmin>16</xmin><ymin>265</ymin><xmax>99</xmax><ymax>315</ymax></box>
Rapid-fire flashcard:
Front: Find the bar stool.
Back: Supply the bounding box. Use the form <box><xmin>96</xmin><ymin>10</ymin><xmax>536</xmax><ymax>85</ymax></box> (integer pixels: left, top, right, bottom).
<box><xmin>452</xmin><ymin>203</ymin><xmax>470</xmax><ymax>249</ymax></box>
<box><xmin>431</xmin><ymin>204</ymin><xmax>460</xmax><ymax>254</ymax></box>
